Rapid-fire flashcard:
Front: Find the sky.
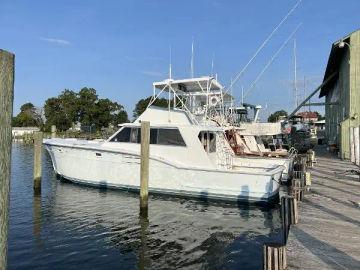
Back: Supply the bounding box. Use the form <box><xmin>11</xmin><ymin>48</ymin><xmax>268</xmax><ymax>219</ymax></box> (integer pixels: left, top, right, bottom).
<box><xmin>1</xmin><ymin>0</ymin><xmax>360</xmax><ymax>121</ymax></box>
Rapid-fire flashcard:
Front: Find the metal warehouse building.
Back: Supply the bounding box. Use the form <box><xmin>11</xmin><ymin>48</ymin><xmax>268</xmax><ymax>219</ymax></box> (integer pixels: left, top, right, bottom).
<box><xmin>319</xmin><ymin>29</ymin><xmax>360</xmax><ymax>165</ymax></box>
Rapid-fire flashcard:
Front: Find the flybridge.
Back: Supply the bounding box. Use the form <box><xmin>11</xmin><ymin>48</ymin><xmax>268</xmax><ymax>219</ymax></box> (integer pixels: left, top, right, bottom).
<box><xmin>153</xmin><ymin>76</ymin><xmax>223</xmax><ymax>93</ymax></box>
<box><xmin>148</xmin><ymin>76</ymin><xmax>233</xmax><ymax>125</ymax></box>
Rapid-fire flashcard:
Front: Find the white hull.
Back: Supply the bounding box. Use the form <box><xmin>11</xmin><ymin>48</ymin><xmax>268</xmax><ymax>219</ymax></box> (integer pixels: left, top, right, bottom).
<box><xmin>233</xmin><ymin>156</ymin><xmax>294</xmax><ymax>182</ymax></box>
<box><xmin>44</xmin><ymin>139</ymin><xmax>283</xmax><ymax>203</ymax></box>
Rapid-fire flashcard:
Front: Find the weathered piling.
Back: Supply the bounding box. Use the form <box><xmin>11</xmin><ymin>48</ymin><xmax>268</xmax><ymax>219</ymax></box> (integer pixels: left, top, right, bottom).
<box><xmin>307</xmin><ymin>149</ymin><xmax>316</xmax><ymax>167</ymax></box>
<box><xmin>140</xmin><ymin>121</ymin><xmax>150</xmax><ymax>215</ymax></box>
<box><xmin>0</xmin><ymin>49</ymin><xmax>15</xmax><ymax>269</ymax></box>
<box><xmin>281</xmin><ymin>195</ymin><xmax>298</xmax><ymax>243</ymax></box>
<box><xmin>33</xmin><ymin>132</ymin><xmax>43</xmax><ymax>193</ymax></box>
<box><xmin>51</xmin><ymin>125</ymin><xmax>57</xmax><ymax>138</ymax></box>
<box><xmin>263</xmin><ymin>243</ymin><xmax>287</xmax><ymax>270</ymax></box>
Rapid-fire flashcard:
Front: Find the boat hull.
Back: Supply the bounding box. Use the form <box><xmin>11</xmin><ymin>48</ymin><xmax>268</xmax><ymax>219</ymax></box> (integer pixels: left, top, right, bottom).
<box><xmin>233</xmin><ymin>156</ymin><xmax>293</xmax><ymax>183</ymax></box>
<box><xmin>44</xmin><ymin>141</ymin><xmax>282</xmax><ymax>204</ymax></box>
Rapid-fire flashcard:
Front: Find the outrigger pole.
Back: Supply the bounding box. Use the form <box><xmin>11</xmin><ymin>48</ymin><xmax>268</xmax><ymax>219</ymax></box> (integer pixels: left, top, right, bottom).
<box><xmin>224</xmin><ymin>0</ymin><xmax>302</xmax><ymax>95</ymax></box>
<box><xmin>287</xmin><ymin>72</ymin><xmax>337</xmax><ymax>119</ymax></box>
<box><xmin>243</xmin><ymin>23</ymin><xmax>302</xmax><ymax>99</ymax></box>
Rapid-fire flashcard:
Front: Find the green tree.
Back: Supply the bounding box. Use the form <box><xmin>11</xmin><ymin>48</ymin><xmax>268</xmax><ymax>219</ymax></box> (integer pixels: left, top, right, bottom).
<box><xmin>92</xmin><ymin>98</ymin><xmax>128</xmax><ymax>129</ymax></box>
<box><xmin>133</xmin><ymin>96</ymin><xmax>170</xmax><ymax>119</ymax></box>
<box><xmin>44</xmin><ymin>87</ymin><xmax>128</xmax><ymax>131</ymax></box>
<box><xmin>12</xmin><ymin>102</ymin><xmax>43</xmax><ymax>127</ymax></box>
<box><xmin>77</xmin><ymin>87</ymin><xmax>98</xmax><ymax>127</ymax></box>
<box><xmin>44</xmin><ymin>97</ymin><xmax>72</xmax><ymax>131</ymax></box>
<box><xmin>58</xmin><ymin>89</ymin><xmax>78</xmax><ymax>122</ymax></box>
<box><xmin>267</xmin><ymin>110</ymin><xmax>288</xmax><ymax>123</ymax></box>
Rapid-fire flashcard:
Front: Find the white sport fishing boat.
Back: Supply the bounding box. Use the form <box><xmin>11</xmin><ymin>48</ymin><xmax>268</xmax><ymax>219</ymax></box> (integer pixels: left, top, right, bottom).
<box><xmin>44</xmin><ymin>77</ymin><xmax>284</xmax><ymax>203</ymax></box>
<box><xmin>152</xmin><ymin>76</ymin><xmax>295</xmax><ymax>182</ymax></box>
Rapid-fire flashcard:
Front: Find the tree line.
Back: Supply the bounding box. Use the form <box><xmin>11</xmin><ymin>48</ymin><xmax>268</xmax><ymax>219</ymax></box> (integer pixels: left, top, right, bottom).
<box><xmin>13</xmin><ymin>87</ymin><xmax>169</xmax><ymax>131</ymax></box>
<box><xmin>13</xmin><ymin>88</ymin><xmax>325</xmax><ymax>131</ymax></box>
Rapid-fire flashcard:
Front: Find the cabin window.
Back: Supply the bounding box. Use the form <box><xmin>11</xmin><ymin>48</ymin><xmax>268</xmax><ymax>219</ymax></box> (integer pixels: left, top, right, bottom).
<box><xmin>150</xmin><ymin>129</ymin><xmax>158</xmax><ymax>144</ymax></box>
<box><xmin>130</xmin><ymin>128</ymin><xmax>140</xmax><ymax>143</ymax></box>
<box><xmin>157</xmin><ymin>128</ymin><xmax>186</xmax><ymax>146</ymax></box>
<box><xmin>110</xmin><ymin>127</ymin><xmax>131</xmax><ymax>142</ymax></box>
<box><xmin>110</xmin><ymin>127</ymin><xmax>186</xmax><ymax>146</ymax></box>
<box><xmin>198</xmin><ymin>131</ymin><xmax>216</xmax><ymax>153</ymax></box>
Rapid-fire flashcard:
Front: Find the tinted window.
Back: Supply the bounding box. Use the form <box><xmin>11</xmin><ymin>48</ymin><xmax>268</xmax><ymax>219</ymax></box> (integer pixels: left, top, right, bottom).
<box><xmin>150</xmin><ymin>129</ymin><xmax>158</xmax><ymax>144</ymax></box>
<box><xmin>110</xmin><ymin>127</ymin><xmax>130</xmax><ymax>142</ymax></box>
<box><xmin>198</xmin><ymin>131</ymin><xmax>216</xmax><ymax>153</ymax></box>
<box><xmin>158</xmin><ymin>129</ymin><xmax>186</xmax><ymax>146</ymax></box>
<box><xmin>110</xmin><ymin>127</ymin><xmax>185</xmax><ymax>146</ymax></box>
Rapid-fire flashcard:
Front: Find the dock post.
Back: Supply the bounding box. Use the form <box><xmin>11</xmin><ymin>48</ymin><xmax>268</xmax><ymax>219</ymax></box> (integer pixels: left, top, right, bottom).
<box><xmin>51</xmin><ymin>125</ymin><xmax>57</xmax><ymax>138</ymax></box>
<box><xmin>0</xmin><ymin>49</ymin><xmax>15</xmax><ymax>270</ymax></box>
<box><xmin>281</xmin><ymin>196</ymin><xmax>290</xmax><ymax>243</ymax></box>
<box><xmin>288</xmin><ymin>196</ymin><xmax>298</xmax><ymax>225</ymax></box>
<box><xmin>33</xmin><ymin>131</ymin><xmax>43</xmax><ymax>194</ymax></box>
<box><xmin>263</xmin><ymin>243</ymin><xmax>287</xmax><ymax>270</ymax></box>
<box><xmin>305</xmin><ymin>171</ymin><xmax>311</xmax><ymax>188</ymax></box>
<box><xmin>281</xmin><ymin>195</ymin><xmax>299</xmax><ymax>244</ymax></box>
<box><xmin>140</xmin><ymin>121</ymin><xmax>150</xmax><ymax>216</ymax></box>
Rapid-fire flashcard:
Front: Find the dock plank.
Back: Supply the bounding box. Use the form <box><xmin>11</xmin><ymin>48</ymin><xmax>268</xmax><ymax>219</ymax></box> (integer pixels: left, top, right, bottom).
<box><xmin>287</xmin><ymin>148</ymin><xmax>360</xmax><ymax>270</ymax></box>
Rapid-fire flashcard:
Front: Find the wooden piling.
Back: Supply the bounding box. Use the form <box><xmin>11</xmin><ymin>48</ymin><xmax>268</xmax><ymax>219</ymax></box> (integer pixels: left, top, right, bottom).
<box><xmin>291</xmin><ymin>181</ymin><xmax>304</xmax><ymax>202</ymax></box>
<box><xmin>0</xmin><ymin>49</ymin><xmax>15</xmax><ymax>270</ymax></box>
<box><xmin>33</xmin><ymin>131</ymin><xmax>43</xmax><ymax>193</ymax></box>
<box><xmin>51</xmin><ymin>125</ymin><xmax>57</xmax><ymax>138</ymax></box>
<box><xmin>263</xmin><ymin>243</ymin><xmax>287</xmax><ymax>270</ymax></box>
<box><xmin>281</xmin><ymin>196</ymin><xmax>290</xmax><ymax>243</ymax></box>
<box><xmin>305</xmin><ymin>171</ymin><xmax>311</xmax><ymax>187</ymax></box>
<box><xmin>140</xmin><ymin>121</ymin><xmax>150</xmax><ymax>215</ymax></box>
<box><xmin>288</xmin><ymin>196</ymin><xmax>299</xmax><ymax>225</ymax></box>
<box><xmin>281</xmin><ymin>195</ymin><xmax>299</xmax><ymax>244</ymax></box>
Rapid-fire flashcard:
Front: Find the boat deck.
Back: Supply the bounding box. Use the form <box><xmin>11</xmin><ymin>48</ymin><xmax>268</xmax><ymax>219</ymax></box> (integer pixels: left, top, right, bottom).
<box><xmin>286</xmin><ymin>147</ymin><xmax>360</xmax><ymax>269</ymax></box>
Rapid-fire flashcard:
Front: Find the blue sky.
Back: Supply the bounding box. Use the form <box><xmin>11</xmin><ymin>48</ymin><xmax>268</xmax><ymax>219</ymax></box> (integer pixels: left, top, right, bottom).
<box><xmin>1</xmin><ymin>0</ymin><xmax>360</xmax><ymax>120</ymax></box>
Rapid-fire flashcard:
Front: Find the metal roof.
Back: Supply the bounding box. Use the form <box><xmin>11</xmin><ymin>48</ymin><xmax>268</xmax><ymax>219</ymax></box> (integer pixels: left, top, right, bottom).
<box><xmin>319</xmin><ymin>30</ymin><xmax>359</xmax><ymax>98</ymax></box>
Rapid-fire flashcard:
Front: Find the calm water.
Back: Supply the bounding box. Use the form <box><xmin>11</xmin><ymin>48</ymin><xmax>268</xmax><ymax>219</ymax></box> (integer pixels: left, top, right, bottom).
<box><xmin>8</xmin><ymin>144</ymin><xmax>282</xmax><ymax>269</ymax></box>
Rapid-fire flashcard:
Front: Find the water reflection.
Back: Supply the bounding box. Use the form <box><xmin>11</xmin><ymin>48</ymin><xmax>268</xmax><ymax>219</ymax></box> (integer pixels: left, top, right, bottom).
<box><xmin>8</xmin><ymin>144</ymin><xmax>282</xmax><ymax>270</ymax></box>
<box><xmin>32</xmin><ymin>194</ymin><xmax>42</xmax><ymax>246</ymax></box>
<box><xmin>138</xmin><ymin>211</ymin><xmax>150</xmax><ymax>270</ymax></box>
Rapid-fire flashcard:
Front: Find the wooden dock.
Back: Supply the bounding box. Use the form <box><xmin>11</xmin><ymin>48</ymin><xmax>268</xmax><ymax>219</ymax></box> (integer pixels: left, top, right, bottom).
<box><xmin>286</xmin><ymin>147</ymin><xmax>360</xmax><ymax>269</ymax></box>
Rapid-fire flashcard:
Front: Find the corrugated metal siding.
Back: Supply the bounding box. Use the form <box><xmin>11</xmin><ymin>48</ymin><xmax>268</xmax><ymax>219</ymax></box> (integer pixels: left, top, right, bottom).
<box><xmin>323</xmin><ymin>30</ymin><xmax>360</xmax><ymax>160</ymax></box>
<box><xmin>341</xmin><ymin>118</ymin><xmax>350</xmax><ymax>159</ymax></box>
<box><xmin>324</xmin><ymin>48</ymin><xmax>350</xmax><ymax>149</ymax></box>
<box><xmin>350</xmin><ymin>31</ymin><xmax>360</xmax><ymax>129</ymax></box>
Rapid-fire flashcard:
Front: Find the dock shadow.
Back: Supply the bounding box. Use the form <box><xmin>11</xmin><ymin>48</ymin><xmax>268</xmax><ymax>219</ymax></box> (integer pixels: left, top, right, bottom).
<box><xmin>306</xmin><ymin>200</ymin><xmax>360</xmax><ymax>227</ymax></box>
<box><xmin>291</xmin><ymin>226</ymin><xmax>360</xmax><ymax>269</ymax></box>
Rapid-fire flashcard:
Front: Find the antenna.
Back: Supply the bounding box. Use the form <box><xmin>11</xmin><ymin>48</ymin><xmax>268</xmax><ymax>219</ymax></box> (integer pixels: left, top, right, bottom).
<box><xmin>191</xmin><ymin>38</ymin><xmax>194</xmax><ymax>78</ymax></box>
<box><xmin>241</xmin><ymin>85</ymin><xmax>244</xmax><ymax>105</ymax></box>
<box><xmin>225</xmin><ymin>0</ymin><xmax>302</xmax><ymax>94</ymax></box>
<box><xmin>169</xmin><ymin>45</ymin><xmax>172</xmax><ymax>79</ymax></box>
<box><xmin>293</xmin><ymin>39</ymin><xmax>298</xmax><ymax>109</ymax></box>
<box><xmin>211</xmin><ymin>53</ymin><xmax>215</xmax><ymax>76</ymax></box>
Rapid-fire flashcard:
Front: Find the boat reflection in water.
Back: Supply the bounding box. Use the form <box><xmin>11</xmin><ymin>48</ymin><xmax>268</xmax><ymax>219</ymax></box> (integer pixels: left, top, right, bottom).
<box><xmin>49</xmin><ymin>177</ymin><xmax>282</xmax><ymax>269</ymax></box>
<box><xmin>8</xmin><ymin>144</ymin><xmax>282</xmax><ymax>269</ymax></box>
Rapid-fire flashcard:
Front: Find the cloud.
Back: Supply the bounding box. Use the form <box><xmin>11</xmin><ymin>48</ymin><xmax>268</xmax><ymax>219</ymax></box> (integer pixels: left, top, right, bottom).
<box><xmin>140</xmin><ymin>70</ymin><xmax>163</xmax><ymax>77</ymax></box>
<box><xmin>40</xmin><ymin>37</ymin><xmax>71</xmax><ymax>46</ymax></box>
